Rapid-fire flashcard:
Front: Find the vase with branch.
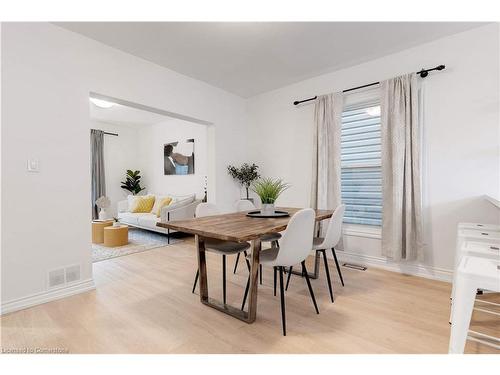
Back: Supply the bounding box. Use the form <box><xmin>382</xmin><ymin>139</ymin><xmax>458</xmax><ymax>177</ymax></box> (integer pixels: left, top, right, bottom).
<box><xmin>227</xmin><ymin>163</ymin><xmax>260</xmax><ymax>200</ymax></box>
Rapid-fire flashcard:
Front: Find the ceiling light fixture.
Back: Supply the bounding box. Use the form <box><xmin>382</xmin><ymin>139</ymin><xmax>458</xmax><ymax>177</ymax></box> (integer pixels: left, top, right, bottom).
<box><xmin>90</xmin><ymin>97</ymin><xmax>115</xmax><ymax>109</ymax></box>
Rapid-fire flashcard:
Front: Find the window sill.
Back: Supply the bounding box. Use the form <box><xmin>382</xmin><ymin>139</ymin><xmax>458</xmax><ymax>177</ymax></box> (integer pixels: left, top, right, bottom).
<box><xmin>343</xmin><ymin>224</ymin><xmax>381</xmax><ymax>239</ymax></box>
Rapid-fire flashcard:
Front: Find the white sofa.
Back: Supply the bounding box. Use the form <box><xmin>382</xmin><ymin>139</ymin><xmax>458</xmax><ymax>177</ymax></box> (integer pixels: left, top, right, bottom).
<box><xmin>117</xmin><ymin>193</ymin><xmax>201</xmax><ymax>242</ymax></box>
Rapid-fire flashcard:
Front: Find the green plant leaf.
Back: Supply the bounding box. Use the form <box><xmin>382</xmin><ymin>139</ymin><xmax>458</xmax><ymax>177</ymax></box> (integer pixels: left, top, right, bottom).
<box><xmin>251</xmin><ymin>177</ymin><xmax>290</xmax><ymax>204</ymax></box>
<box><xmin>121</xmin><ymin>170</ymin><xmax>145</xmax><ymax>195</ymax></box>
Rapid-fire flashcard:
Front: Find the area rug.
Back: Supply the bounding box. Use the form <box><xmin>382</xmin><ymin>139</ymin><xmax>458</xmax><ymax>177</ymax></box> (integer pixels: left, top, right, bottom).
<box><xmin>92</xmin><ymin>227</ymin><xmax>182</xmax><ymax>262</ymax></box>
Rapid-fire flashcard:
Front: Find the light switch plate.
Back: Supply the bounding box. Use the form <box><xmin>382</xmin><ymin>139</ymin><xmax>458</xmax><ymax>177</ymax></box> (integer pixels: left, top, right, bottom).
<box><xmin>27</xmin><ymin>159</ymin><xmax>40</xmax><ymax>172</ymax></box>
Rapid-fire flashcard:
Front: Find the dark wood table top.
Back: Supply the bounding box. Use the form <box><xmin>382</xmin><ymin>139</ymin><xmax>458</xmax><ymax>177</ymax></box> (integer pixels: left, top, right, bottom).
<box><xmin>157</xmin><ymin>207</ymin><xmax>333</xmax><ymax>242</ymax></box>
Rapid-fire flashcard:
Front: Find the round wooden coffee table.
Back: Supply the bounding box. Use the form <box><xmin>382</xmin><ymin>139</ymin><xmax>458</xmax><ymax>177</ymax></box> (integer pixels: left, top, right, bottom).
<box><xmin>103</xmin><ymin>225</ymin><xmax>129</xmax><ymax>247</ymax></box>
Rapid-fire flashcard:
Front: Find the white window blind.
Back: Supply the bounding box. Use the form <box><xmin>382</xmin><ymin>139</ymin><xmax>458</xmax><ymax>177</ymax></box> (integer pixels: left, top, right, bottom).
<box><xmin>340</xmin><ymin>101</ymin><xmax>382</xmax><ymax>226</ymax></box>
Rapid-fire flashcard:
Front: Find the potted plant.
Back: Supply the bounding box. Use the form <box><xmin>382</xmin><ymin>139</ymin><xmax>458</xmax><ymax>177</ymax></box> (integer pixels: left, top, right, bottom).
<box><xmin>227</xmin><ymin>163</ymin><xmax>260</xmax><ymax>201</ymax></box>
<box><xmin>252</xmin><ymin>177</ymin><xmax>290</xmax><ymax>215</ymax></box>
<box><xmin>120</xmin><ymin>170</ymin><xmax>146</xmax><ymax>195</ymax></box>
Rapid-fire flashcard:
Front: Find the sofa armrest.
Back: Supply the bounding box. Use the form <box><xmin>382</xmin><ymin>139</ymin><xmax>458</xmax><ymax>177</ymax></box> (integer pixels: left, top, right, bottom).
<box><xmin>161</xmin><ymin>199</ymin><xmax>201</xmax><ymax>222</ymax></box>
<box><xmin>117</xmin><ymin>200</ymin><xmax>129</xmax><ymax>213</ymax></box>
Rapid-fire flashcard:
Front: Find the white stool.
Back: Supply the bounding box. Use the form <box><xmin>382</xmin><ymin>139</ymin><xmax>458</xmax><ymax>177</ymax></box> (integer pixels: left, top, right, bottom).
<box><xmin>450</xmin><ymin>226</ymin><xmax>500</xmax><ymax>323</ymax></box>
<box><xmin>451</xmin><ymin>226</ymin><xmax>500</xmax><ymax>303</ymax></box>
<box><xmin>458</xmin><ymin>222</ymin><xmax>500</xmax><ymax>231</ymax></box>
<box><xmin>449</xmin><ymin>256</ymin><xmax>500</xmax><ymax>353</ymax></box>
<box><xmin>456</xmin><ymin>228</ymin><xmax>500</xmax><ymax>250</ymax></box>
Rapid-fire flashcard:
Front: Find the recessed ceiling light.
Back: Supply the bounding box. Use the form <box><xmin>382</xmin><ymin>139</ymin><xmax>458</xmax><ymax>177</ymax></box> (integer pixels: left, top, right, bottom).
<box><xmin>90</xmin><ymin>98</ymin><xmax>115</xmax><ymax>109</ymax></box>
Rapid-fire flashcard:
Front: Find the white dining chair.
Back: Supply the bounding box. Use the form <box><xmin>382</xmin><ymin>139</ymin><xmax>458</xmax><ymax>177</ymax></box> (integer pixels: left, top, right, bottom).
<box><xmin>233</xmin><ymin>199</ymin><xmax>283</xmax><ymax>284</ymax></box>
<box><xmin>241</xmin><ymin>208</ymin><xmax>318</xmax><ymax>336</ymax></box>
<box><xmin>285</xmin><ymin>204</ymin><xmax>345</xmax><ymax>303</ymax></box>
<box><xmin>192</xmin><ymin>203</ymin><xmax>251</xmax><ymax>305</ymax></box>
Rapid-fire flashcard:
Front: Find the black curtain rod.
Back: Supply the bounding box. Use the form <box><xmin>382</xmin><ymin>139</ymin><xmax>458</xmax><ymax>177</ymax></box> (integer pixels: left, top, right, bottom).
<box><xmin>90</xmin><ymin>129</ymin><xmax>118</xmax><ymax>136</ymax></box>
<box><xmin>293</xmin><ymin>64</ymin><xmax>445</xmax><ymax>106</ymax></box>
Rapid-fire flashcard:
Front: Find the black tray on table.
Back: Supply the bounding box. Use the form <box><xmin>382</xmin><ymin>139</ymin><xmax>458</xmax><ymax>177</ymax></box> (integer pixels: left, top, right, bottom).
<box><xmin>246</xmin><ymin>210</ymin><xmax>290</xmax><ymax>218</ymax></box>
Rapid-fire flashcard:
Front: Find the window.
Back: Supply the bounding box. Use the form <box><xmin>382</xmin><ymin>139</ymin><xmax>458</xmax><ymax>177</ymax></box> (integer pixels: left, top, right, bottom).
<box><xmin>340</xmin><ymin>100</ymin><xmax>382</xmax><ymax>226</ymax></box>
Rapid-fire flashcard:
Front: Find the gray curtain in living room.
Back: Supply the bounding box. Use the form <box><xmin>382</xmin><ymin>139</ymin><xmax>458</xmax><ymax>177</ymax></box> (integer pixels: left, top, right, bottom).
<box><xmin>310</xmin><ymin>92</ymin><xmax>343</xmax><ymax>211</ymax></box>
<box><xmin>381</xmin><ymin>73</ymin><xmax>423</xmax><ymax>261</ymax></box>
<box><xmin>91</xmin><ymin>129</ymin><xmax>106</xmax><ymax>220</ymax></box>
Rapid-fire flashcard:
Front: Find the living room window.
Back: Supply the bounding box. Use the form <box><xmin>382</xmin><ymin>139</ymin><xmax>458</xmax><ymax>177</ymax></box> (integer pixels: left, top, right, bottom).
<box><xmin>340</xmin><ymin>97</ymin><xmax>382</xmax><ymax>227</ymax></box>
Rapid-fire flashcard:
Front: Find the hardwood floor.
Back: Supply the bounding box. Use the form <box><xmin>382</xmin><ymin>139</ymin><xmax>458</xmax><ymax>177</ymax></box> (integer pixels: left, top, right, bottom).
<box><xmin>1</xmin><ymin>237</ymin><xmax>498</xmax><ymax>354</ymax></box>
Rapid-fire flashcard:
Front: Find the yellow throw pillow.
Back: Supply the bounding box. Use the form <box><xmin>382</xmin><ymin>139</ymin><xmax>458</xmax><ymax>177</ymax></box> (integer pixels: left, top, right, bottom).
<box><xmin>130</xmin><ymin>195</ymin><xmax>156</xmax><ymax>213</ymax></box>
<box><xmin>155</xmin><ymin>197</ymin><xmax>173</xmax><ymax>217</ymax></box>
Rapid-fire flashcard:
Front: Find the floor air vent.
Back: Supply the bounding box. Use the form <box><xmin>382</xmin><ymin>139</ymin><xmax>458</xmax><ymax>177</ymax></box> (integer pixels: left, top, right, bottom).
<box><xmin>48</xmin><ymin>269</ymin><xmax>65</xmax><ymax>288</ymax></box>
<box><xmin>48</xmin><ymin>264</ymin><xmax>81</xmax><ymax>288</ymax></box>
<box><xmin>65</xmin><ymin>265</ymin><xmax>81</xmax><ymax>283</ymax></box>
<box><xmin>342</xmin><ymin>263</ymin><xmax>367</xmax><ymax>271</ymax></box>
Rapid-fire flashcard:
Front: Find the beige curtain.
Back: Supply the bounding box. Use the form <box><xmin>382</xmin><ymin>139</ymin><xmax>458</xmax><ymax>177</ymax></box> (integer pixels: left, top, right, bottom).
<box><xmin>310</xmin><ymin>93</ymin><xmax>343</xmax><ymax>211</ymax></box>
<box><xmin>381</xmin><ymin>73</ymin><xmax>423</xmax><ymax>261</ymax></box>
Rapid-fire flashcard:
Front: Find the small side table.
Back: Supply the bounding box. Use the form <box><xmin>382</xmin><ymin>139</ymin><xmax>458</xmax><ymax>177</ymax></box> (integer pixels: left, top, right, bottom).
<box><xmin>92</xmin><ymin>220</ymin><xmax>114</xmax><ymax>244</ymax></box>
<box><xmin>104</xmin><ymin>225</ymin><xmax>129</xmax><ymax>247</ymax></box>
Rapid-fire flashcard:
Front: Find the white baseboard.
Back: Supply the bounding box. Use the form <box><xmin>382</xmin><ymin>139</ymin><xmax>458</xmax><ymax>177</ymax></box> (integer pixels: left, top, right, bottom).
<box><xmin>336</xmin><ymin>251</ymin><xmax>453</xmax><ymax>283</ymax></box>
<box><xmin>1</xmin><ymin>279</ymin><xmax>96</xmax><ymax>315</ymax></box>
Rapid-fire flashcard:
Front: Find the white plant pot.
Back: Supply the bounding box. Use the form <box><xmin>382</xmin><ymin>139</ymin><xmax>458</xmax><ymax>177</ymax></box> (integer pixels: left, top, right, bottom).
<box><xmin>261</xmin><ymin>203</ymin><xmax>275</xmax><ymax>215</ymax></box>
<box><xmin>113</xmin><ymin>222</ymin><xmax>121</xmax><ymax>227</ymax></box>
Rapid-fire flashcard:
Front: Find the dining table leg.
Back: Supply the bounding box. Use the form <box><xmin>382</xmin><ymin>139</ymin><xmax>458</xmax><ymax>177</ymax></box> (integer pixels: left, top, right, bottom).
<box><xmin>196</xmin><ymin>235</ymin><xmax>209</xmax><ymax>302</ymax></box>
<box><xmin>246</xmin><ymin>238</ymin><xmax>261</xmax><ymax>323</ymax></box>
<box><xmin>195</xmin><ymin>234</ymin><xmax>261</xmax><ymax>324</ymax></box>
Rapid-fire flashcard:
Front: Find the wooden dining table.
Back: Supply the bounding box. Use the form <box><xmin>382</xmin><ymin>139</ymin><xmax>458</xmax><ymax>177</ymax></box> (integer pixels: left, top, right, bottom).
<box><xmin>157</xmin><ymin>207</ymin><xmax>333</xmax><ymax>324</ymax></box>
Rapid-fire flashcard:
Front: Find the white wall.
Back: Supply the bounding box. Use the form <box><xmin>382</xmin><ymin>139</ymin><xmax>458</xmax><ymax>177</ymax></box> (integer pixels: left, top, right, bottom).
<box><xmin>1</xmin><ymin>22</ymin><xmax>499</xmax><ymax>313</ymax></box>
<box><xmin>139</xmin><ymin>118</ymin><xmax>208</xmax><ymax>199</ymax></box>
<box><xmin>1</xmin><ymin>22</ymin><xmax>249</xmax><ymax>310</ymax></box>
<box><xmin>246</xmin><ymin>24</ymin><xmax>500</xmax><ymax>278</ymax></box>
<box><xmin>90</xmin><ymin>120</ymin><xmax>143</xmax><ymax>217</ymax></box>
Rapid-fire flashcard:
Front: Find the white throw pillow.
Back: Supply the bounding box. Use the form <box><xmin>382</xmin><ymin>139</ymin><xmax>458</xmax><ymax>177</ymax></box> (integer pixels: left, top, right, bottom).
<box><xmin>127</xmin><ymin>195</ymin><xmax>137</xmax><ymax>211</ymax></box>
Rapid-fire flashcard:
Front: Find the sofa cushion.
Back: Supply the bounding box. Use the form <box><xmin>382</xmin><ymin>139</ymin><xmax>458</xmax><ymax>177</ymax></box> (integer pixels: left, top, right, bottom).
<box><xmin>117</xmin><ymin>212</ymin><xmax>140</xmax><ymax>225</ymax></box>
<box><xmin>137</xmin><ymin>214</ymin><xmax>160</xmax><ymax>229</ymax></box>
<box><xmin>170</xmin><ymin>193</ymin><xmax>196</xmax><ymax>203</ymax></box>
<box><xmin>165</xmin><ymin>195</ymin><xmax>195</xmax><ymax>212</ymax></box>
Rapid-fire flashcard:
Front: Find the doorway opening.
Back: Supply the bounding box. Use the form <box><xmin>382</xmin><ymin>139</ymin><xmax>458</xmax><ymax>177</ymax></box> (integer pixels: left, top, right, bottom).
<box><xmin>89</xmin><ymin>93</ymin><xmax>214</xmax><ymax>262</ymax></box>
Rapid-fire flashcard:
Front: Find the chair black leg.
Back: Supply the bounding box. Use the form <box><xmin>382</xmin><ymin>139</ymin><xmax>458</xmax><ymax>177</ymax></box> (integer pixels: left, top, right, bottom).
<box><xmin>302</xmin><ymin>261</ymin><xmax>319</xmax><ymax>314</ymax></box>
<box><xmin>259</xmin><ymin>264</ymin><xmax>263</xmax><ymax>285</ymax></box>
<box><xmin>192</xmin><ymin>269</ymin><xmax>199</xmax><ymax>294</ymax></box>
<box><xmin>321</xmin><ymin>250</ymin><xmax>335</xmax><ymax>303</ymax></box>
<box><xmin>331</xmin><ymin>248</ymin><xmax>345</xmax><ymax>286</ymax></box>
<box><xmin>233</xmin><ymin>252</ymin><xmax>240</xmax><ymax>274</ymax></box>
<box><xmin>273</xmin><ymin>267</ymin><xmax>277</xmax><ymax>296</ymax></box>
<box><xmin>278</xmin><ymin>266</ymin><xmax>286</xmax><ymax>336</ymax></box>
<box><xmin>222</xmin><ymin>255</ymin><xmax>227</xmax><ymax>305</ymax></box>
<box><xmin>285</xmin><ymin>266</ymin><xmax>293</xmax><ymax>290</ymax></box>
<box><xmin>244</xmin><ymin>252</ymin><xmax>251</xmax><ymax>272</ymax></box>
